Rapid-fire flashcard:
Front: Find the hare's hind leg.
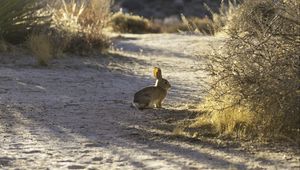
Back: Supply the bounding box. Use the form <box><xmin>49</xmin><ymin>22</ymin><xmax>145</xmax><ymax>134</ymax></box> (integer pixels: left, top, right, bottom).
<box><xmin>133</xmin><ymin>102</ymin><xmax>149</xmax><ymax>110</ymax></box>
<box><xmin>155</xmin><ymin>100</ymin><xmax>162</xmax><ymax>108</ymax></box>
<box><xmin>134</xmin><ymin>98</ymin><xmax>152</xmax><ymax>110</ymax></box>
<box><xmin>134</xmin><ymin>94</ymin><xmax>152</xmax><ymax>109</ymax></box>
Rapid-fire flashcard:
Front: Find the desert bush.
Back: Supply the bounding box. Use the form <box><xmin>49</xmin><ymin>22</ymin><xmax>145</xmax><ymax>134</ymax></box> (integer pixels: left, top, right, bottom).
<box><xmin>187</xmin><ymin>17</ymin><xmax>215</xmax><ymax>35</ymax></box>
<box><xmin>194</xmin><ymin>0</ymin><xmax>300</xmax><ymax>141</ymax></box>
<box><xmin>110</xmin><ymin>11</ymin><xmax>215</xmax><ymax>35</ymax></box>
<box><xmin>0</xmin><ymin>0</ymin><xmax>50</xmax><ymax>44</ymax></box>
<box><xmin>151</xmin><ymin>14</ymin><xmax>215</xmax><ymax>35</ymax></box>
<box><xmin>205</xmin><ymin>0</ymin><xmax>240</xmax><ymax>34</ymax></box>
<box><xmin>176</xmin><ymin>15</ymin><xmax>215</xmax><ymax>35</ymax></box>
<box><xmin>27</xmin><ymin>33</ymin><xmax>53</xmax><ymax>66</ymax></box>
<box><xmin>48</xmin><ymin>0</ymin><xmax>111</xmax><ymax>55</ymax></box>
<box><xmin>0</xmin><ymin>0</ymin><xmax>111</xmax><ymax>57</ymax></box>
<box><xmin>110</xmin><ymin>12</ymin><xmax>160</xmax><ymax>33</ymax></box>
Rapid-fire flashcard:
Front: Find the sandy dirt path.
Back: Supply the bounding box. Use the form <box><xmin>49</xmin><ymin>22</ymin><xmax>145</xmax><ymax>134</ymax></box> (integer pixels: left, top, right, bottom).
<box><xmin>0</xmin><ymin>34</ymin><xmax>299</xmax><ymax>169</ymax></box>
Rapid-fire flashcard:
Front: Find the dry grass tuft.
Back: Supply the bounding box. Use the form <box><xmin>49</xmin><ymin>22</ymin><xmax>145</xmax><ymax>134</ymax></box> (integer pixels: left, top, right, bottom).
<box><xmin>155</xmin><ymin>15</ymin><xmax>209</xmax><ymax>34</ymax></box>
<box><xmin>27</xmin><ymin>33</ymin><xmax>53</xmax><ymax>66</ymax></box>
<box><xmin>176</xmin><ymin>15</ymin><xmax>215</xmax><ymax>35</ymax></box>
<box><xmin>205</xmin><ymin>0</ymin><xmax>240</xmax><ymax>35</ymax></box>
<box><xmin>110</xmin><ymin>12</ymin><xmax>215</xmax><ymax>35</ymax></box>
<box><xmin>110</xmin><ymin>11</ymin><xmax>160</xmax><ymax>34</ymax></box>
<box><xmin>192</xmin><ymin>0</ymin><xmax>300</xmax><ymax>142</ymax></box>
<box><xmin>49</xmin><ymin>0</ymin><xmax>112</xmax><ymax>55</ymax></box>
<box><xmin>193</xmin><ymin>95</ymin><xmax>256</xmax><ymax>138</ymax></box>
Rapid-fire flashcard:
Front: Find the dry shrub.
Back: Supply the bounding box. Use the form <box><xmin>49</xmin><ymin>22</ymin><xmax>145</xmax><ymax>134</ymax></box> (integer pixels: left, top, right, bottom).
<box><xmin>0</xmin><ymin>0</ymin><xmax>51</xmax><ymax>44</ymax></box>
<box><xmin>49</xmin><ymin>0</ymin><xmax>111</xmax><ymax>55</ymax></box>
<box><xmin>110</xmin><ymin>12</ymin><xmax>160</xmax><ymax>34</ymax></box>
<box><xmin>143</xmin><ymin>15</ymin><xmax>216</xmax><ymax>35</ymax></box>
<box><xmin>205</xmin><ymin>0</ymin><xmax>240</xmax><ymax>34</ymax></box>
<box><xmin>110</xmin><ymin>12</ymin><xmax>215</xmax><ymax>35</ymax></box>
<box><xmin>195</xmin><ymin>0</ymin><xmax>300</xmax><ymax>141</ymax></box>
<box><xmin>187</xmin><ymin>17</ymin><xmax>215</xmax><ymax>35</ymax></box>
<box><xmin>153</xmin><ymin>16</ymin><xmax>181</xmax><ymax>33</ymax></box>
<box><xmin>0</xmin><ymin>0</ymin><xmax>111</xmax><ymax>56</ymax></box>
<box><xmin>155</xmin><ymin>15</ymin><xmax>215</xmax><ymax>35</ymax></box>
<box><xmin>176</xmin><ymin>15</ymin><xmax>215</xmax><ymax>35</ymax></box>
<box><xmin>27</xmin><ymin>33</ymin><xmax>53</xmax><ymax>66</ymax></box>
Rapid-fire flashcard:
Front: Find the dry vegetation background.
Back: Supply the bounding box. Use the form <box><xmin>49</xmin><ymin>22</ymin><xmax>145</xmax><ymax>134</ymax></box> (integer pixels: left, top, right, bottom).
<box><xmin>0</xmin><ymin>0</ymin><xmax>299</xmax><ymax>145</ymax></box>
<box><xmin>109</xmin><ymin>0</ymin><xmax>237</xmax><ymax>35</ymax></box>
<box><xmin>0</xmin><ymin>0</ymin><xmax>111</xmax><ymax>63</ymax></box>
<box><xmin>113</xmin><ymin>0</ymin><xmax>221</xmax><ymax>19</ymax></box>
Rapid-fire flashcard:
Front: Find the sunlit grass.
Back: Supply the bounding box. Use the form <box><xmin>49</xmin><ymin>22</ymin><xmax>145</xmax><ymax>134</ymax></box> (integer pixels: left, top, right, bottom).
<box><xmin>205</xmin><ymin>0</ymin><xmax>240</xmax><ymax>35</ymax></box>
<box><xmin>110</xmin><ymin>11</ymin><xmax>160</xmax><ymax>33</ymax></box>
<box><xmin>192</xmin><ymin>94</ymin><xmax>256</xmax><ymax>138</ymax></box>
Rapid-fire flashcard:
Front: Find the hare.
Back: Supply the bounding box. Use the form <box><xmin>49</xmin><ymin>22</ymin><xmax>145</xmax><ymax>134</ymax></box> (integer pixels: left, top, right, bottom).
<box><xmin>133</xmin><ymin>67</ymin><xmax>171</xmax><ymax>109</ymax></box>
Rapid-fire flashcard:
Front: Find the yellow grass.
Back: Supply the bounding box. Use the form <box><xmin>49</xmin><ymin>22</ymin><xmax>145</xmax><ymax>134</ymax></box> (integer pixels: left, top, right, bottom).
<box><xmin>190</xmin><ymin>94</ymin><xmax>256</xmax><ymax>138</ymax></box>
<box><xmin>48</xmin><ymin>0</ymin><xmax>111</xmax><ymax>54</ymax></box>
<box><xmin>205</xmin><ymin>0</ymin><xmax>240</xmax><ymax>35</ymax></box>
<box><xmin>110</xmin><ymin>12</ymin><xmax>160</xmax><ymax>33</ymax></box>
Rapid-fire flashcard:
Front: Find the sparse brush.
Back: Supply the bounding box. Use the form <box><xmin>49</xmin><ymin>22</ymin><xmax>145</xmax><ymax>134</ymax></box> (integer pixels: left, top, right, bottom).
<box><xmin>48</xmin><ymin>30</ymin><xmax>71</xmax><ymax>58</ymax></box>
<box><xmin>176</xmin><ymin>15</ymin><xmax>215</xmax><ymax>35</ymax></box>
<box><xmin>153</xmin><ymin>15</ymin><xmax>215</xmax><ymax>35</ymax></box>
<box><xmin>49</xmin><ymin>0</ymin><xmax>111</xmax><ymax>55</ymax></box>
<box><xmin>0</xmin><ymin>0</ymin><xmax>112</xmax><ymax>57</ymax></box>
<box><xmin>193</xmin><ymin>0</ymin><xmax>300</xmax><ymax>141</ymax></box>
<box><xmin>205</xmin><ymin>0</ymin><xmax>240</xmax><ymax>34</ymax></box>
<box><xmin>110</xmin><ymin>12</ymin><xmax>214</xmax><ymax>35</ymax></box>
<box><xmin>110</xmin><ymin>12</ymin><xmax>160</xmax><ymax>34</ymax></box>
<box><xmin>188</xmin><ymin>17</ymin><xmax>215</xmax><ymax>35</ymax></box>
<box><xmin>0</xmin><ymin>0</ymin><xmax>50</xmax><ymax>44</ymax></box>
<box><xmin>27</xmin><ymin>33</ymin><xmax>53</xmax><ymax>66</ymax></box>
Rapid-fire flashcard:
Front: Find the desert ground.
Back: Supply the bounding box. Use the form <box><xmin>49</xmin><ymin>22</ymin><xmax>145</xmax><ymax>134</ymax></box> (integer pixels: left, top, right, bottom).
<box><xmin>0</xmin><ymin>34</ymin><xmax>299</xmax><ymax>169</ymax></box>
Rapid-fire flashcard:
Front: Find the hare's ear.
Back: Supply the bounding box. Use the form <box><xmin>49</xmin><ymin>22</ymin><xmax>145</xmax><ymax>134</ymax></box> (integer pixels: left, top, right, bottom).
<box><xmin>153</xmin><ymin>67</ymin><xmax>162</xmax><ymax>79</ymax></box>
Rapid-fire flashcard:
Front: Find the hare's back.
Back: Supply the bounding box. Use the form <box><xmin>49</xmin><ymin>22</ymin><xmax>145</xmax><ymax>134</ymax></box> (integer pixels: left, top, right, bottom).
<box><xmin>134</xmin><ymin>86</ymin><xmax>165</xmax><ymax>102</ymax></box>
<box><xmin>134</xmin><ymin>86</ymin><xmax>156</xmax><ymax>101</ymax></box>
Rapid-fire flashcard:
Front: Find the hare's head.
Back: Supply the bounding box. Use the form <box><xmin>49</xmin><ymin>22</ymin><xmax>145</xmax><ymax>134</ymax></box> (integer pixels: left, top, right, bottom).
<box><xmin>153</xmin><ymin>67</ymin><xmax>171</xmax><ymax>90</ymax></box>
